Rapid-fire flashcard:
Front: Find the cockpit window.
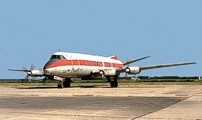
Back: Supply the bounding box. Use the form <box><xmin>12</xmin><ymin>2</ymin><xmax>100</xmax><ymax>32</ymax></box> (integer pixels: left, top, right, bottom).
<box><xmin>50</xmin><ymin>55</ymin><xmax>65</xmax><ymax>60</ymax></box>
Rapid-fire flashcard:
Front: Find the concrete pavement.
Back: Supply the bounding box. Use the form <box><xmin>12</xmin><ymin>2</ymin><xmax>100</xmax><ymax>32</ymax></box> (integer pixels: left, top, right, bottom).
<box><xmin>0</xmin><ymin>85</ymin><xmax>201</xmax><ymax>120</ymax></box>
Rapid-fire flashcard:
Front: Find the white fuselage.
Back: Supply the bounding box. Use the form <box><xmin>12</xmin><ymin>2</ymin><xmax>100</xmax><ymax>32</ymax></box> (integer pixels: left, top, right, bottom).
<box><xmin>43</xmin><ymin>52</ymin><xmax>123</xmax><ymax>78</ymax></box>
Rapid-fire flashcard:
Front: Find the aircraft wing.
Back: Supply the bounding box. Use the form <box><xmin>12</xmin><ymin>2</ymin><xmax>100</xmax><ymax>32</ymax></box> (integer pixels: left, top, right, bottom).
<box><xmin>8</xmin><ymin>69</ymin><xmax>30</xmax><ymax>72</ymax></box>
<box><xmin>140</xmin><ymin>62</ymin><xmax>197</xmax><ymax>70</ymax></box>
<box><xmin>116</xmin><ymin>61</ymin><xmax>196</xmax><ymax>74</ymax></box>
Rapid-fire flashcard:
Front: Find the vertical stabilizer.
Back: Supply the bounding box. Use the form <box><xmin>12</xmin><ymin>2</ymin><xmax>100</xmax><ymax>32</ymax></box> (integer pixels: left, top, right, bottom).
<box><xmin>109</xmin><ymin>55</ymin><xmax>119</xmax><ymax>60</ymax></box>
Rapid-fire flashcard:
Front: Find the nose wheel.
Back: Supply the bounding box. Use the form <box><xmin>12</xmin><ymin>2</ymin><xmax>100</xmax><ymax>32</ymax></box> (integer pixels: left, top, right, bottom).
<box><xmin>57</xmin><ymin>82</ymin><xmax>63</xmax><ymax>88</ymax></box>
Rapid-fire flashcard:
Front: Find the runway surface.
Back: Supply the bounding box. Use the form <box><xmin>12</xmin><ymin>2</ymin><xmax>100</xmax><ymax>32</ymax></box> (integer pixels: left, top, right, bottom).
<box><xmin>0</xmin><ymin>85</ymin><xmax>202</xmax><ymax>120</ymax></box>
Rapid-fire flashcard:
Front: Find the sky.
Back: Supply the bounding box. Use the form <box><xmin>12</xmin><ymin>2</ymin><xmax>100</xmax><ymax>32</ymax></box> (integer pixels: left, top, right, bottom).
<box><xmin>0</xmin><ymin>0</ymin><xmax>201</xmax><ymax>79</ymax></box>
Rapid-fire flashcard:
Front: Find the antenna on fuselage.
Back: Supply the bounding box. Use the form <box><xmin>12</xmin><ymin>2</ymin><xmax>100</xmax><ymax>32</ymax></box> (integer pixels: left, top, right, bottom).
<box><xmin>58</xmin><ymin>49</ymin><xmax>62</xmax><ymax>52</ymax></box>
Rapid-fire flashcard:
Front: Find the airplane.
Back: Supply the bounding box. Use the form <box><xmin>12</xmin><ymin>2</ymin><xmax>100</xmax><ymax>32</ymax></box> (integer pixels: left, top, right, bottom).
<box><xmin>9</xmin><ymin>51</ymin><xmax>197</xmax><ymax>88</ymax></box>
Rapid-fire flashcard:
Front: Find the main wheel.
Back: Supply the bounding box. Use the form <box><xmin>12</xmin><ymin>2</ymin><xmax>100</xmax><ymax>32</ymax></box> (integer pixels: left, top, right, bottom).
<box><xmin>63</xmin><ymin>78</ymin><xmax>71</xmax><ymax>88</ymax></box>
<box><xmin>110</xmin><ymin>81</ymin><xmax>115</xmax><ymax>87</ymax></box>
<box><xmin>114</xmin><ymin>81</ymin><xmax>118</xmax><ymax>87</ymax></box>
<box><xmin>110</xmin><ymin>81</ymin><xmax>118</xmax><ymax>87</ymax></box>
<box><xmin>111</xmin><ymin>76</ymin><xmax>118</xmax><ymax>88</ymax></box>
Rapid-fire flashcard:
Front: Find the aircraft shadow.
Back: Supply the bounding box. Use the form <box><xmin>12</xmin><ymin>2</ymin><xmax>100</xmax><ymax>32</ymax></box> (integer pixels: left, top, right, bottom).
<box><xmin>17</xmin><ymin>86</ymin><xmax>58</xmax><ymax>89</ymax></box>
<box><xmin>17</xmin><ymin>86</ymin><xmax>110</xmax><ymax>89</ymax></box>
<box><xmin>75</xmin><ymin>85</ymin><xmax>110</xmax><ymax>88</ymax></box>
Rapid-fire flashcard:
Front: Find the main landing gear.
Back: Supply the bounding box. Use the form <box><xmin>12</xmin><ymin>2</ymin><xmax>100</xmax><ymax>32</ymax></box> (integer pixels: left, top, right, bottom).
<box><xmin>107</xmin><ymin>76</ymin><xmax>118</xmax><ymax>88</ymax></box>
<box><xmin>57</xmin><ymin>77</ymin><xmax>119</xmax><ymax>88</ymax></box>
<box><xmin>57</xmin><ymin>78</ymin><xmax>71</xmax><ymax>88</ymax></box>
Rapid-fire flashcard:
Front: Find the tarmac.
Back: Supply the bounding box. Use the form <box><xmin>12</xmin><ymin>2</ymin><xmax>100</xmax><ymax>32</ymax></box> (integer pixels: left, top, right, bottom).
<box><xmin>0</xmin><ymin>85</ymin><xmax>202</xmax><ymax>120</ymax></box>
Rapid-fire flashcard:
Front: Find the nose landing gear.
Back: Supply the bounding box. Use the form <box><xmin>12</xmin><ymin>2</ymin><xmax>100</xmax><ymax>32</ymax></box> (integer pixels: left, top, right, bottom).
<box><xmin>57</xmin><ymin>82</ymin><xmax>63</xmax><ymax>88</ymax></box>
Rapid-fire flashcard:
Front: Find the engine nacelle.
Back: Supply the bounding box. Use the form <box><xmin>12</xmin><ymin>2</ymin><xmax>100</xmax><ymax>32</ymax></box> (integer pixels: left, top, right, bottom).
<box><xmin>92</xmin><ymin>69</ymin><xmax>100</xmax><ymax>74</ymax></box>
<box><xmin>29</xmin><ymin>70</ymin><xmax>44</xmax><ymax>76</ymax></box>
<box><xmin>125</xmin><ymin>66</ymin><xmax>141</xmax><ymax>74</ymax></box>
<box><xmin>103</xmin><ymin>69</ymin><xmax>117</xmax><ymax>76</ymax></box>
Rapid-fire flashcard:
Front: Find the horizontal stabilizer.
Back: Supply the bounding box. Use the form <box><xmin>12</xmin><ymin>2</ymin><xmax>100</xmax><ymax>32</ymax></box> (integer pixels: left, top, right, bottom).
<box><xmin>123</xmin><ymin>56</ymin><xmax>151</xmax><ymax>66</ymax></box>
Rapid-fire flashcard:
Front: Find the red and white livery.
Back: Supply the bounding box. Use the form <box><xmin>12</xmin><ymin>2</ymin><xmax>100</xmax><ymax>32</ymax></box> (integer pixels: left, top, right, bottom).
<box><xmin>44</xmin><ymin>52</ymin><xmax>123</xmax><ymax>78</ymax></box>
<box><xmin>9</xmin><ymin>51</ymin><xmax>197</xmax><ymax>88</ymax></box>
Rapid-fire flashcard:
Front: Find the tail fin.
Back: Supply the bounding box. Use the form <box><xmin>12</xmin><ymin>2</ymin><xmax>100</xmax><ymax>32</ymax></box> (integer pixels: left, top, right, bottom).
<box><xmin>109</xmin><ymin>55</ymin><xmax>119</xmax><ymax>60</ymax></box>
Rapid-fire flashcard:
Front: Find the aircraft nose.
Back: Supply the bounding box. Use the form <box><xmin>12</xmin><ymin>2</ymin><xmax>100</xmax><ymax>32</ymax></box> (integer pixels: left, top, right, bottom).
<box><xmin>43</xmin><ymin>59</ymin><xmax>59</xmax><ymax>70</ymax></box>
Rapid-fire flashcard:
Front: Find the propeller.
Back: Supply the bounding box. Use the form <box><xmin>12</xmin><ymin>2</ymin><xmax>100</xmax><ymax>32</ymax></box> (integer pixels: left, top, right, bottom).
<box><xmin>125</xmin><ymin>59</ymin><xmax>131</xmax><ymax>79</ymax></box>
<box><xmin>22</xmin><ymin>64</ymin><xmax>36</xmax><ymax>80</ymax></box>
<box><xmin>22</xmin><ymin>64</ymin><xmax>35</xmax><ymax>80</ymax></box>
<box><xmin>123</xmin><ymin>56</ymin><xmax>151</xmax><ymax>79</ymax></box>
<box><xmin>9</xmin><ymin>64</ymin><xmax>45</xmax><ymax>81</ymax></box>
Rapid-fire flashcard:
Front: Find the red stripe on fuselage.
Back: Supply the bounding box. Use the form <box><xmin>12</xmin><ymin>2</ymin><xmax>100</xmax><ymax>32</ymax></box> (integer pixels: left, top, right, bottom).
<box><xmin>45</xmin><ymin>59</ymin><xmax>123</xmax><ymax>69</ymax></box>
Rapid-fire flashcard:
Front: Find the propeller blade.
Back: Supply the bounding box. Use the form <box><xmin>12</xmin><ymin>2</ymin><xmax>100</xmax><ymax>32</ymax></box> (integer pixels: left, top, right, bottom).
<box><xmin>30</xmin><ymin>64</ymin><xmax>35</xmax><ymax>70</ymax></box>
<box><xmin>25</xmin><ymin>74</ymin><xmax>29</xmax><ymax>80</ymax></box>
<box><xmin>22</xmin><ymin>66</ymin><xmax>27</xmax><ymax>70</ymax></box>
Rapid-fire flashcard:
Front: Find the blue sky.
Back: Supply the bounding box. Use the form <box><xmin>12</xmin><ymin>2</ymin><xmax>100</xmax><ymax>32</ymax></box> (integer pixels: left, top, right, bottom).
<box><xmin>0</xmin><ymin>0</ymin><xmax>201</xmax><ymax>79</ymax></box>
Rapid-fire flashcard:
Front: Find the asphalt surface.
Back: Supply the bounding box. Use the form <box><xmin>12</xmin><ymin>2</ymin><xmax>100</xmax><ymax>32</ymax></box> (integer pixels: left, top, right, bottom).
<box><xmin>0</xmin><ymin>85</ymin><xmax>202</xmax><ymax>120</ymax></box>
